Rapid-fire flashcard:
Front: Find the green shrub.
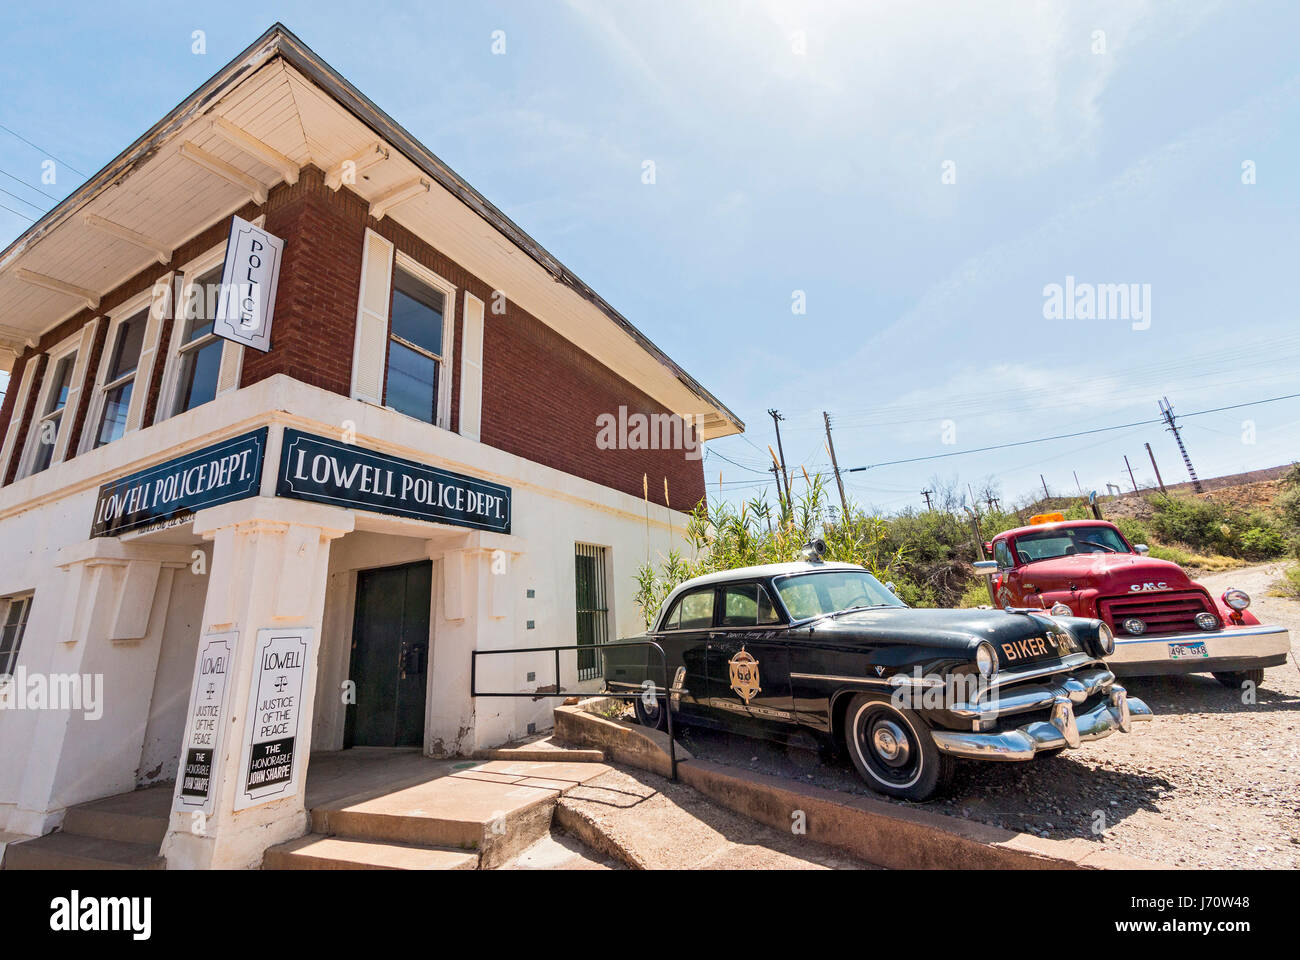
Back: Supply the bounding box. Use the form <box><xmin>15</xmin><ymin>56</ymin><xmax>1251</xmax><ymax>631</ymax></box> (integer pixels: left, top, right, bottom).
<box><xmin>1272</xmin><ymin>564</ymin><xmax>1300</xmax><ymax>599</ymax></box>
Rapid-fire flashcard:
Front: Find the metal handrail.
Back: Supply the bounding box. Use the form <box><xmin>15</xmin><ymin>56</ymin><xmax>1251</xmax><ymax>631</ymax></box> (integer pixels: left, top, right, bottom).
<box><xmin>470</xmin><ymin>640</ymin><xmax>678</xmax><ymax>780</ymax></box>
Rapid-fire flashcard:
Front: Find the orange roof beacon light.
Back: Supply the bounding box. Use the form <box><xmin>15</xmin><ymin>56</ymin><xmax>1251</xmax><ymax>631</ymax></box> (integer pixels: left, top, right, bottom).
<box><xmin>1028</xmin><ymin>512</ymin><xmax>1066</xmax><ymax>525</ymax></box>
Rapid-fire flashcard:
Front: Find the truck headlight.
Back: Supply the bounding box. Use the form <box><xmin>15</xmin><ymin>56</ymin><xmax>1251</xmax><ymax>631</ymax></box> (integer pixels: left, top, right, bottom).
<box><xmin>1195</xmin><ymin>612</ymin><xmax>1221</xmax><ymax>631</ymax></box>
<box><xmin>1095</xmin><ymin>621</ymin><xmax>1115</xmax><ymax>656</ymax></box>
<box><xmin>1222</xmin><ymin>589</ymin><xmax>1250</xmax><ymax>611</ymax></box>
<box><xmin>975</xmin><ymin>641</ymin><xmax>998</xmax><ymax>679</ymax></box>
<box><xmin>1049</xmin><ymin>602</ymin><xmax>1072</xmax><ymax>616</ymax></box>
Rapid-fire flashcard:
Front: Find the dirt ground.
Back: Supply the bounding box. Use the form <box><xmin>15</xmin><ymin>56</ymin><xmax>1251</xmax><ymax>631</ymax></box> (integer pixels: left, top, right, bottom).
<box><xmin>669</xmin><ymin>561</ymin><xmax>1300</xmax><ymax>869</ymax></box>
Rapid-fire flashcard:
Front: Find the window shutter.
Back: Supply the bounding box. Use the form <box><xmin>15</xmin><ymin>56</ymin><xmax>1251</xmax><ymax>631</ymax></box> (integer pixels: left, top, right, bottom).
<box><xmin>351</xmin><ymin>228</ymin><xmax>394</xmax><ymax>404</ymax></box>
<box><xmin>0</xmin><ymin>359</ymin><xmax>38</xmax><ymax>482</ymax></box>
<box><xmin>216</xmin><ymin>340</ymin><xmax>244</xmax><ymax>395</ymax></box>
<box><xmin>53</xmin><ymin>318</ymin><xmax>102</xmax><ymax>462</ymax></box>
<box><xmin>459</xmin><ymin>293</ymin><xmax>484</xmax><ymax>441</ymax></box>
<box><xmin>123</xmin><ymin>278</ymin><xmax>171</xmax><ymax>434</ymax></box>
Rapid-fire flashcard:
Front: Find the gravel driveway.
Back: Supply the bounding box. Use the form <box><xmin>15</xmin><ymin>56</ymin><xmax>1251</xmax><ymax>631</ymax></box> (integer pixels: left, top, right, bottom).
<box><xmin>670</xmin><ymin>561</ymin><xmax>1300</xmax><ymax>869</ymax></box>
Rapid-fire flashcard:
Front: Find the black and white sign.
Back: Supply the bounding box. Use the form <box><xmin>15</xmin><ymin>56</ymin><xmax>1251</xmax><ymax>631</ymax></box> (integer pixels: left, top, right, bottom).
<box><xmin>175</xmin><ymin>632</ymin><xmax>236</xmax><ymax>814</ymax></box>
<box><xmin>276</xmin><ymin>428</ymin><xmax>512</xmax><ymax>534</ymax></box>
<box><xmin>235</xmin><ymin>629</ymin><xmax>311</xmax><ymax>811</ymax></box>
<box><xmin>214</xmin><ymin>216</ymin><xmax>283</xmax><ymax>353</ymax></box>
<box><xmin>90</xmin><ymin>428</ymin><xmax>267</xmax><ymax>538</ymax></box>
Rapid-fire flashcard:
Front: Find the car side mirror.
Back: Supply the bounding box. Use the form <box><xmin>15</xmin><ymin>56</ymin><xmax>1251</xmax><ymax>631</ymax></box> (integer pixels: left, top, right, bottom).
<box><xmin>885</xmin><ymin>581</ymin><xmax>897</xmax><ymax>594</ymax></box>
<box><xmin>1134</xmin><ymin>544</ymin><xmax>1149</xmax><ymax>554</ymax></box>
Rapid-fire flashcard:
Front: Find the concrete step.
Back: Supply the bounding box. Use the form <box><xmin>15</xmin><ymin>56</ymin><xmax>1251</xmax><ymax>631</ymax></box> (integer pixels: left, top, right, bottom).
<box><xmin>311</xmin><ymin>759</ymin><xmax>610</xmax><ymax>869</ymax></box>
<box><xmin>263</xmin><ymin>834</ymin><xmax>479</xmax><ymax>870</ymax></box>
<box><xmin>472</xmin><ymin>734</ymin><xmax>605</xmax><ymax>763</ymax></box>
<box><xmin>2</xmin><ymin>831</ymin><xmax>165</xmax><ymax>870</ymax></box>
<box><xmin>61</xmin><ymin>803</ymin><xmax>169</xmax><ymax>847</ymax></box>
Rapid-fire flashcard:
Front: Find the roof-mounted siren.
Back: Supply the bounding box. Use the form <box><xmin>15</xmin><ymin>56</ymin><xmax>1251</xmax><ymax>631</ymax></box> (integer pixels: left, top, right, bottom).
<box><xmin>801</xmin><ymin>539</ymin><xmax>827</xmax><ymax>563</ymax></box>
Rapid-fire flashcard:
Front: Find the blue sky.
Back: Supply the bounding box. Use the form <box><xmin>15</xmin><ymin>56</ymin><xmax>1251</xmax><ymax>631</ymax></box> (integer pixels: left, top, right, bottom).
<box><xmin>2</xmin><ymin>1</ymin><xmax>1297</xmax><ymax>512</ymax></box>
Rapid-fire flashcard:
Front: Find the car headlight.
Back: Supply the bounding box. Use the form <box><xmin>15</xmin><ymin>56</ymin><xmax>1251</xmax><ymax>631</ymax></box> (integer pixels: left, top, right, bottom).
<box><xmin>975</xmin><ymin>641</ymin><xmax>998</xmax><ymax>679</ymax></box>
<box><xmin>1095</xmin><ymin>621</ymin><xmax>1115</xmax><ymax>656</ymax></box>
<box><xmin>1195</xmin><ymin>612</ymin><xmax>1221</xmax><ymax>631</ymax></box>
<box><xmin>1049</xmin><ymin>602</ymin><xmax>1073</xmax><ymax>616</ymax></box>
<box><xmin>1223</xmin><ymin>589</ymin><xmax>1250</xmax><ymax>611</ymax></box>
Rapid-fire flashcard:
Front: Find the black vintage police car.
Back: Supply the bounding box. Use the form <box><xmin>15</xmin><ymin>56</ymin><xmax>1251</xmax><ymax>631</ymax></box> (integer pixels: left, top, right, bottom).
<box><xmin>604</xmin><ymin>547</ymin><xmax>1153</xmax><ymax>801</ymax></box>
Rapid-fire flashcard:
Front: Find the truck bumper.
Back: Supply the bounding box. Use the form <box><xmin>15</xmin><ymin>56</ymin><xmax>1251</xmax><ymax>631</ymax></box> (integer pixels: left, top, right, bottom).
<box><xmin>1105</xmin><ymin>623</ymin><xmax>1291</xmax><ymax>677</ymax></box>
<box><xmin>932</xmin><ymin>681</ymin><xmax>1152</xmax><ymax>762</ymax></box>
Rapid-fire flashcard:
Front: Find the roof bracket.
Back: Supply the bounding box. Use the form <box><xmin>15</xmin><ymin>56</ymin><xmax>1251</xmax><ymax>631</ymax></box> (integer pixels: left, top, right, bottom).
<box><xmin>326</xmin><ymin>141</ymin><xmax>389</xmax><ymax>191</ymax></box>
<box><xmin>14</xmin><ymin>268</ymin><xmax>100</xmax><ymax>311</ymax></box>
<box><xmin>369</xmin><ymin>177</ymin><xmax>430</xmax><ymax>221</ymax></box>
<box><xmin>178</xmin><ymin>142</ymin><xmax>269</xmax><ymax>205</ymax></box>
<box><xmin>208</xmin><ymin>116</ymin><xmax>300</xmax><ymax>185</ymax></box>
<box><xmin>83</xmin><ymin>213</ymin><xmax>173</xmax><ymax>265</ymax></box>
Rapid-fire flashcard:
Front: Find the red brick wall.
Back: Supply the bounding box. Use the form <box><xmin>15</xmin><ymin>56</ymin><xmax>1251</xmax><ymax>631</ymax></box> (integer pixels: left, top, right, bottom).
<box><xmin>245</xmin><ymin>168</ymin><xmax>705</xmax><ymax>509</ymax></box>
<box><xmin>2</xmin><ymin>167</ymin><xmax>707</xmax><ymax>510</ymax></box>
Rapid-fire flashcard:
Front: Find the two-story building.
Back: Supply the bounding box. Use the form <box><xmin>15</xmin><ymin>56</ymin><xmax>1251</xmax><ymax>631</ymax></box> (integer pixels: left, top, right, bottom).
<box><xmin>0</xmin><ymin>23</ymin><xmax>739</xmax><ymax>867</ymax></box>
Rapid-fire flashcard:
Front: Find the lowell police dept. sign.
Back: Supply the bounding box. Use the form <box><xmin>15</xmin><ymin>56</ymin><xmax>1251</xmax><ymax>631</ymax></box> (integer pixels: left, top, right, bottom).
<box><xmin>276</xmin><ymin>429</ymin><xmax>511</xmax><ymax>534</ymax></box>
<box><xmin>90</xmin><ymin>429</ymin><xmax>267</xmax><ymax>538</ymax></box>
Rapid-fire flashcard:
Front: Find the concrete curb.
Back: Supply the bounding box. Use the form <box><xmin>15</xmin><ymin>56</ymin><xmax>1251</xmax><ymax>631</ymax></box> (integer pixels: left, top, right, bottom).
<box><xmin>554</xmin><ymin>706</ymin><xmax>1163</xmax><ymax>871</ymax></box>
<box><xmin>551</xmin><ymin>802</ymin><xmax>647</xmax><ymax>870</ymax></box>
<box><xmin>554</xmin><ymin>704</ymin><xmax>692</xmax><ymax>780</ymax></box>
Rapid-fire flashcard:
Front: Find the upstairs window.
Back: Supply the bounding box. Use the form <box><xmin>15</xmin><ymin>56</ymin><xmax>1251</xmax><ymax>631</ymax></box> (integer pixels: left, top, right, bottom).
<box><xmin>94</xmin><ymin>308</ymin><xmax>148</xmax><ymax>448</ymax></box>
<box><xmin>385</xmin><ymin>268</ymin><xmax>446</xmax><ymax>424</ymax></box>
<box><xmin>171</xmin><ymin>266</ymin><xmax>225</xmax><ymax>417</ymax></box>
<box><xmin>26</xmin><ymin>352</ymin><xmax>76</xmax><ymax>475</ymax></box>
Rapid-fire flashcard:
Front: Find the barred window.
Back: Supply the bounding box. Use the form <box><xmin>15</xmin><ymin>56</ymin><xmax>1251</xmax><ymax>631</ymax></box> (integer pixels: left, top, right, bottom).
<box><xmin>574</xmin><ymin>544</ymin><xmax>609</xmax><ymax>681</ymax></box>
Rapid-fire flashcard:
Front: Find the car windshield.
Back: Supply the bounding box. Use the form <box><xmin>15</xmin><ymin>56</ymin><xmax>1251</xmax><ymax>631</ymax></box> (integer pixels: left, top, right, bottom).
<box><xmin>1013</xmin><ymin>525</ymin><xmax>1130</xmax><ymax>563</ymax></box>
<box><xmin>774</xmin><ymin>570</ymin><xmax>905</xmax><ymax>620</ymax></box>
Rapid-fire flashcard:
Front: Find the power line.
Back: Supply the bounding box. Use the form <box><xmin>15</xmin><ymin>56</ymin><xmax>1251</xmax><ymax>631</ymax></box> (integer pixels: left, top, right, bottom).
<box><xmin>843</xmin><ymin>390</ymin><xmax>1300</xmax><ymax>473</ymax></box>
<box><xmin>0</xmin><ymin>202</ymin><xmax>35</xmax><ymax>222</ymax></box>
<box><xmin>0</xmin><ymin>167</ymin><xmax>61</xmax><ymax>202</ymax></box>
<box><xmin>0</xmin><ymin>122</ymin><xmax>88</xmax><ymax>178</ymax></box>
<box><xmin>0</xmin><ymin>185</ymin><xmax>45</xmax><ymax>212</ymax></box>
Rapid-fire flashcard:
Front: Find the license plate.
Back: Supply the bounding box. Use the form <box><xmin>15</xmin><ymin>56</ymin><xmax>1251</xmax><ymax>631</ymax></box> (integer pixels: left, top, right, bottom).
<box><xmin>1168</xmin><ymin>640</ymin><xmax>1209</xmax><ymax>660</ymax></box>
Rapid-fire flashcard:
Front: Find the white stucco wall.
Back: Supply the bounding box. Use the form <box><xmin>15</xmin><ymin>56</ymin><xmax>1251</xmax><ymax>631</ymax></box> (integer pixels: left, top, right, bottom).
<box><xmin>0</xmin><ymin>375</ymin><xmax>692</xmax><ymax>831</ymax></box>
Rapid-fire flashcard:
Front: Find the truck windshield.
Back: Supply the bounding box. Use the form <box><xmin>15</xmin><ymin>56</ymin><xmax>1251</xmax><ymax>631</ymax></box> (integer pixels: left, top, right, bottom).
<box><xmin>1013</xmin><ymin>525</ymin><xmax>1130</xmax><ymax>563</ymax></box>
<box><xmin>775</xmin><ymin>570</ymin><xmax>905</xmax><ymax>620</ymax></box>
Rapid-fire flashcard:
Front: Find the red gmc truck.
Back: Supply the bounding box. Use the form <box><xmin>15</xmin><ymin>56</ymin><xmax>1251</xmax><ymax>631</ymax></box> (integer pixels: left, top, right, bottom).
<box><xmin>980</xmin><ymin>514</ymin><xmax>1291</xmax><ymax>688</ymax></box>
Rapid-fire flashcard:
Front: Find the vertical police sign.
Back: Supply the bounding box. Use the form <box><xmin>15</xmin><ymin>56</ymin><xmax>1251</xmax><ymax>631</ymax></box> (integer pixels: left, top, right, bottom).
<box><xmin>235</xmin><ymin>629</ymin><xmax>311</xmax><ymax>810</ymax></box>
<box><xmin>175</xmin><ymin>632</ymin><xmax>237</xmax><ymax>815</ymax></box>
<box><xmin>214</xmin><ymin>216</ymin><xmax>283</xmax><ymax>353</ymax></box>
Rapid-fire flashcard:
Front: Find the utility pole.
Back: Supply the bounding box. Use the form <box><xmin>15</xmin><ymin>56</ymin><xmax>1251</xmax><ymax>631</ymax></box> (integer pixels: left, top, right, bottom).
<box><xmin>1073</xmin><ymin>471</ymin><xmax>1084</xmax><ymax>497</ymax></box>
<box><xmin>822</xmin><ymin>412</ymin><xmax>850</xmax><ymax>522</ymax></box>
<box><xmin>1124</xmin><ymin>455</ymin><xmax>1138</xmax><ymax>493</ymax></box>
<box><xmin>1041</xmin><ymin>475</ymin><xmax>1050</xmax><ymax>501</ymax></box>
<box><xmin>921</xmin><ymin>489</ymin><xmax>934</xmax><ymax>511</ymax></box>
<box><xmin>1145</xmin><ymin>441</ymin><xmax>1168</xmax><ymax>494</ymax></box>
<box><xmin>768</xmin><ymin>461</ymin><xmax>785</xmax><ymax>511</ymax></box>
<box><xmin>985</xmin><ymin>494</ymin><xmax>1001</xmax><ymax>512</ymax></box>
<box><xmin>1159</xmin><ymin>397</ymin><xmax>1203</xmax><ymax>493</ymax></box>
<box><xmin>767</xmin><ymin>409</ymin><xmax>792</xmax><ymax>507</ymax></box>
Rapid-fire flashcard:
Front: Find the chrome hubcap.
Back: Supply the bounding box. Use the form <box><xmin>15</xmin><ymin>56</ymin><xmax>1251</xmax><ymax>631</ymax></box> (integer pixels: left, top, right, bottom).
<box><xmin>871</xmin><ymin>719</ymin><xmax>911</xmax><ymax>766</ymax></box>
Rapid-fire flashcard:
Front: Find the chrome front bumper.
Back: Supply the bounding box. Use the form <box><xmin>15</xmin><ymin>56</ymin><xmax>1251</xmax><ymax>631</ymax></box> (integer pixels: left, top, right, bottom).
<box><xmin>932</xmin><ymin>680</ymin><xmax>1153</xmax><ymax>762</ymax></box>
<box><xmin>1106</xmin><ymin>623</ymin><xmax>1291</xmax><ymax>676</ymax></box>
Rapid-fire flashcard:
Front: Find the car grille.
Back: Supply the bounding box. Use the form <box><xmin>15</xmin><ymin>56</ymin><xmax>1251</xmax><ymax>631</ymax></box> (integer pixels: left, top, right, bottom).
<box><xmin>1099</xmin><ymin>591</ymin><xmax>1214</xmax><ymax>635</ymax></box>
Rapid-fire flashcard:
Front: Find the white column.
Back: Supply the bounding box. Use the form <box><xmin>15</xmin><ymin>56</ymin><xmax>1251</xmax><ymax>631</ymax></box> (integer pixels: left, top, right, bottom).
<box><xmin>428</xmin><ymin>531</ymin><xmax>524</xmax><ymax>756</ymax></box>
<box><xmin>7</xmin><ymin>539</ymin><xmax>193</xmax><ymax>836</ymax></box>
<box><xmin>160</xmin><ymin>497</ymin><xmax>352</xmax><ymax>870</ymax></box>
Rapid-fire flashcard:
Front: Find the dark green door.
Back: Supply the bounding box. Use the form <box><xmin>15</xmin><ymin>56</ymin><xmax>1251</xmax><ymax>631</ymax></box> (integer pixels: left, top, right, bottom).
<box><xmin>345</xmin><ymin>560</ymin><xmax>432</xmax><ymax>747</ymax></box>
